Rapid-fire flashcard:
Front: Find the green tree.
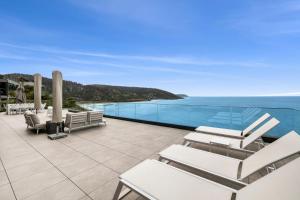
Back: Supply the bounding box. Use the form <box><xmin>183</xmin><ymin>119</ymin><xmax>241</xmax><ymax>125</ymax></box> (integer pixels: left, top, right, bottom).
<box><xmin>63</xmin><ymin>97</ymin><xmax>76</xmax><ymax>108</ymax></box>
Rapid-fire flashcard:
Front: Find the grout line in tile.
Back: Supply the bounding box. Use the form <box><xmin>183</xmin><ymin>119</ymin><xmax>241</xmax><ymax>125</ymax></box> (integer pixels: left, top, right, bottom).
<box><xmin>3</xmin><ymin>120</ymin><xmax>94</xmax><ymax>200</ymax></box>
<box><xmin>0</xmin><ymin>157</ymin><xmax>18</xmax><ymax>200</ymax></box>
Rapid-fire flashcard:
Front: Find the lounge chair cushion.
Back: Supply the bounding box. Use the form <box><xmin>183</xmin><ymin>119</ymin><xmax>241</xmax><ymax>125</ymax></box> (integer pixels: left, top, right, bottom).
<box><xmin>24</xmin><ymin>110</ymin><xmax>33</xmax><ymax>115</ymax></box>
<box><xmin>240</xmin><ymin>131</ymin><xmax>300</xmax><ymax>180</ymax></box>
<box><xmin>184</xmin><ymin>132</ymin><xmax>241</xmax><ymax>149</ymax></box>
<box><xmin>159</xmin><ymin>145</ymin><xmax>241</xmax><ymax>180</ymax></box>
<box><xmin>236</xmin><ymin>157</ymin><xmax>300</xmax><ymax>200</ymax></box>
<box><xmin>121</xmin><ymin>159</ymin><xmax>234</xmax><ymax>200</ymax></box>
<box><xmin>195</xmin><ymin>126</ymin><xmax>242</xmax><ymax>138</ymax></box>
<box><xmin>29</xmin><ymin>113</ymin><xmax>40</xmax><ymax>125</ymax></box>
<box><xmin>65</xmin><ymin>112</ymin><xmax>87</xmax><ymax>126</ymax></box>
<box><xmin>87</xmin><ymin>111</ymin><xmax>103</xmax><ymax>123</ymax></box>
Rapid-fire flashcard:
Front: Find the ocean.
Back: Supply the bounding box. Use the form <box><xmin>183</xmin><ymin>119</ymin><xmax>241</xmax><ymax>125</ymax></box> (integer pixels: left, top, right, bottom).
<box><xmin>81</xmin><ymin>96</ymin><xmax>300</xmax><ymax>138</ymax></box>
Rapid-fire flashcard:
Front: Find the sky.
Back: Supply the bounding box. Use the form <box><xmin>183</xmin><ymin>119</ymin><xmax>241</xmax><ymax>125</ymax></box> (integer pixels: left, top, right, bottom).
<box><xmin>0</xmin><ymin>0</ymin><xmax>300</xmax><ymax>96</ymax></box>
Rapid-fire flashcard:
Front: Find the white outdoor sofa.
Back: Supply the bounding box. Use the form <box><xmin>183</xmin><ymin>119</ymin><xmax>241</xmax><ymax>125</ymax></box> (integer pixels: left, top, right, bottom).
<box><xmin>7</xmin><ymin>103</ymin><xmax>46</xmax><ymax>115</ymax></box>
<box><xmin>7</xmin><ymin>103</ymin><xmax>35</xmax><ymax>114</ymax></box>
<box><xmin>64</xmin><ymin>111</ymin><xmax>106</xmax><ymax>133</ymax></box>
<box><xmin>24</xmin><ymin>111</ymin><xmax>46</xmax><ymax>134</ymax></box>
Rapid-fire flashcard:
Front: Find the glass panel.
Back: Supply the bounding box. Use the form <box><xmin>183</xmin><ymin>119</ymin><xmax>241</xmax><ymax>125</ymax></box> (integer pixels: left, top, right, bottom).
<box><xmin>103</xmin><ymin>104</ymin><xmax>117</xmax><ymax>116</ymax></box>
<box><xmin>117</xmin><ymin>103</ymin><xmax>135</xmax><ymax>119</ymax></box>
<box><xmin>295</xmin><ymin>110</ymin><xmax>300</xmax><ymax>133</ymax></box>
<box><xmin>135</xmin><ymin>103</ymin><xmax>158</xmax><ymax>122</ymax></box>
<box><xmin>84</xmin><ymin>102</ymin><xmax>300</xmax><ymax>138</ymax></box>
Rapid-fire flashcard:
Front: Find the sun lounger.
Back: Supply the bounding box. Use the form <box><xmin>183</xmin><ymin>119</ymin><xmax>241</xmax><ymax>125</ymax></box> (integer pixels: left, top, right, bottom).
<box><xmin>159</xmin><ymin>131</ymin><xmax>300</xmax><ymax>189</ymax></box>
<box><xmin>113</xmin><ymin>157</ymin><xmax>300</xmax><ymax>200</ymax></box>
<box><xmin>196</xmin><ymin>113</ymin><xmax>271</xmax><ymax>138</ymax></box>
<box><xmin>184</xmin><ymin>118</ymin><xmax>279</xmax><ymax>154</ymax></box>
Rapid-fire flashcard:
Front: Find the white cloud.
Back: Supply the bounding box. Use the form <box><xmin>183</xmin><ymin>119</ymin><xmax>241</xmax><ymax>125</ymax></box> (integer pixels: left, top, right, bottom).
<box><xmin>0</xmin><ymin>42</ymin><xmax>269</xmax><ymax>68</ymax></box>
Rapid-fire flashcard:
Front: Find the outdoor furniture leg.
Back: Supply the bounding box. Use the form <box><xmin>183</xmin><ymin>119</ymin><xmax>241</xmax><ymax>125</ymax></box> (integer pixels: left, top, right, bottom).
<box><xmin>112</xmin><ymin>182</ymin><xmax>124</xmax><ymax>200</ymax></box>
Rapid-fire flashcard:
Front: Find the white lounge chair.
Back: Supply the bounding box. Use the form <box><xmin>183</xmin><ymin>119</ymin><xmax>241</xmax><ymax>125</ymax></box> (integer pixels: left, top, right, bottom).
<box><xmin>113</xmin><ymin>157</ymin><xmax>300</xmax><ymax>200</ymax></box>
<box><xmin>159</xmin><ymin>131</ymin><xmax>300</xmax><ymax>189</ymax></box>
<box><xmin>196</xmin><ymin>113</ymin><xmax>271</xmax><ymax>139</ymax></box>
<box><xmin>184</xmin><ymin>118</ymin><xmax>279</xmax><ymax>154</ymax></box>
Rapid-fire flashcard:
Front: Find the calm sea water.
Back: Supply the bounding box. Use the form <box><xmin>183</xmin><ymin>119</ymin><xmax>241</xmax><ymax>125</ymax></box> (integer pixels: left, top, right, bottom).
<box><xmin>82</xmin><ymin>96</ymin><xmax>300</xmax><ymax>138</ymax></box>
<box><xmin>152</xmin><ymin>96</ymin><xmax>300</xmax><ymax>110</ymax></box>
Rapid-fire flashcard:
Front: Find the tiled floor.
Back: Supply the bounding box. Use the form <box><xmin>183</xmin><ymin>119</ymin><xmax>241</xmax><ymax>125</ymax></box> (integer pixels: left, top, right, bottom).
<box><xmin>0</xmin><ymin>112</ymin><xmax>189</xmax><ymax>200</ymax></box>
<box><xmin>1</xmin><ymin>112</ymin><xmax>288</xmax><ymax>200</ymax></box>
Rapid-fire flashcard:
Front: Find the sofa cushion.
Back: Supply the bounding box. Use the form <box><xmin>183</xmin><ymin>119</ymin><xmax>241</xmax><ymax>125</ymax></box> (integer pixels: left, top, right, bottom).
<box><xmin>24</xmin><ymin>110</ymin><xmax>33</xmax><ymax>115</ymax></box>
<box><xmin>87</xmin><ymin>111</ymin><xmax>103</xmax><ymax>122</ymax></box>
<box><xmin>65</xmin><ymin>112</ymin><xmax>87</xmax><ymax>127</ymax></box>
<box><xmin>29</xmin><ymin>114</ymin><xmax>40</xmax><ymax>125</ymax></box>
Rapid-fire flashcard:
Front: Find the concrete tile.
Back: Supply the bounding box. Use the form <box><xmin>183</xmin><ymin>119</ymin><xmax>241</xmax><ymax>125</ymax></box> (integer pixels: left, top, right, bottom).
<box><xmin>89</xmin><ymin>178</ymin><xmax>121</xmax><ymax>200</ymax></box>
<box><xmin>2</xmin><ymin>152</ymin><xmax>42</xmax><ymax>169</ymax></box>
<box><xmin>12</xmin><ymin>167</ymin><xmax>66</xmax><ymax>199</ymax></box>
<box><xmin>45</xmin><ymin>150</ymin><xmax>83</xmax><ymax>166</ymax></box>
<box><xmin>0</xmin><ymin>184</ymin><xmax>15</xmax><ymax>200</ymax></box>
<box><xmin>71</xmin><ymin>164</ymin><xmax>118</xmax><ymax>194</ymax></box>
<box><xmin>89</xmin><ymin>149</ymin><xmax>124</xmax><ymax>163</ymax></box>
<box><xmin>92</xmin><ymin>136</ymin><xmax>124</xmax><ymax>147</ymax></box>
<box><xmin>57</xmin><ymin>156</ymin><xmax>98</xmax><ymax>178</ymax></box>
<box><xmin>6</xmin><ymin>158</ymin><xmax>53</xmax><ymax>183</ymax></box>
<box><xmin>0</xmin><ymin>145</ymin><xmax>35</xmax><ymax>160</ymax></box>
<box><xmin>103</xmin><ymin>155</ymin><xmax>141</xmax><ymax>174</ymax></box>
<box><xmin>123</xmin><ymin>146</ymin><xmax>155</xmax><ymax>160</ymax></box>
<box><xmin>74</xmin><ymin>143</ymin><xmax>109</xmax><ymax>155</ymax></box>
<box><xmin>23</xmin><ymin>180</ymin><xmax>85</xmax><ymax>200</ymax></box>
<box><xmin>0</xmin><ymin>170</ymin><xmax>9</xmax><ymax>186</ymax></box>
<box><xmin>79</xmin><ymin>195</ymin><xmax>93</xmax><ymax>200</ymax></box>
<box><xmin>123</xmin><ymin>191</ymin><xmax>143</xmax><ymax>200</ymax></box>
<box><xmin>109</xmin><ymin>143</ymin><xmax>139</xmax><ymax>152</ymax></box>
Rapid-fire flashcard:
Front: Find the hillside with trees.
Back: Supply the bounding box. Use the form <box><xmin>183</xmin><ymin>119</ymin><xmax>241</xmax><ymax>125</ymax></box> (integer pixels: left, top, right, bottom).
<box><xmin>2</xmin><ymin>73</ymin><xmax>181</xmax><ymax>103</ymax></box>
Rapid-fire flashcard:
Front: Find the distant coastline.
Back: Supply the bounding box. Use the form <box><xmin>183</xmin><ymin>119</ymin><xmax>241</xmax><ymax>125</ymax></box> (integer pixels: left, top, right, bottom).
<box><xmin>1</xmin><ymin>73</ymin><xmax>182</xmax><ymax>103</ymax></box>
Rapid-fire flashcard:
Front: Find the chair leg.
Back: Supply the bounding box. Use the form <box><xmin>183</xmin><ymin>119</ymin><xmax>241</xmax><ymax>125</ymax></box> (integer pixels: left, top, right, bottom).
<box><xmin>112</xmin><ymin>182</ymin><xmax>124</xmax><ymax>200</ymax></box>
<box><xmin>182</xmin><ymin>140</ymin><xmax>191</xmax><ymax>146</ymax></box>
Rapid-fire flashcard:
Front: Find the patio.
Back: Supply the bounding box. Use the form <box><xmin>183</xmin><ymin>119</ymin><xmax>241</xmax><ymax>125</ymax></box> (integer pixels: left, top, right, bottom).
<box><xmin>0</xmin><ymin>112</ymin><xmax>189</xmax><ymax>200</ymax></box>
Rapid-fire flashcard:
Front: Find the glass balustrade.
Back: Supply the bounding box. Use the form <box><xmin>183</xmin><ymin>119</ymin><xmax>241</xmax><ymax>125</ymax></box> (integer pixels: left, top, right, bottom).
<box><xmin>80</xmin><ymin>102</ymin><xmax>300</xmax><ymax>138</ymax></box>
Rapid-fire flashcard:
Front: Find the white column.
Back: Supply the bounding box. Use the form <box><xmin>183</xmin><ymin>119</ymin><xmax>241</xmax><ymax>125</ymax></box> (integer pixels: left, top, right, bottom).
<box><xmin>34</xmin><ymin>73</ymin><xmax>42</xmax><ymax>110</ymax></box>
<box><xmin>52</xmin><ymin>71</ymin><xmax>63</xmax><ymax>123</ymax></box>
